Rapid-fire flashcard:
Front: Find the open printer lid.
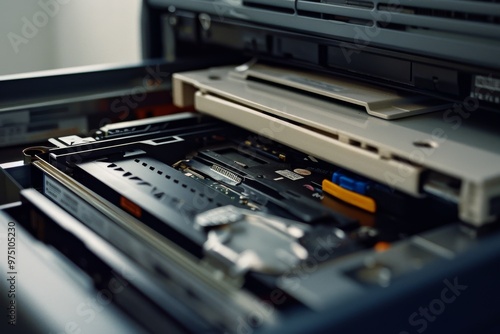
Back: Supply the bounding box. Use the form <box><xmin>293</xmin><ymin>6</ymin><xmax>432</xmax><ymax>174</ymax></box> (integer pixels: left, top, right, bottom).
<box><xmin>172</xmin><ymin>62</ymin><xmax>500</xmax><ymax>226</ymax></box>
<box><xmin>144</xmin><ymin>0</ymin><xmax>500</xmax><ymax>113</ymax></box>
<box><xmin>138</xmin><ymin>0</ymin><xmax>500</xmax><ymax>226</ymax></box>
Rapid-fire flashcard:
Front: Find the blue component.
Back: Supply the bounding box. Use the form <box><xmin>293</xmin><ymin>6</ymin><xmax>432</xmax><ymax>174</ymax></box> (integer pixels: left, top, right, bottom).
<box><xmin>332</xmin><ymin>171</ymin><xmax>369</xmax><ymax>195</ymax></box>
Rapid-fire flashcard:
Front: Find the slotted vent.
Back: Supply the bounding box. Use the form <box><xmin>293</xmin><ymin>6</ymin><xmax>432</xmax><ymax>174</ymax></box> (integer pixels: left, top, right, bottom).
<box><xmin>242</xmin><ymin>0</ymin><xmax>296</xmax><ymax>14</ymax></box>
<box><xmin>377</xmin><ymin>1</ymin><xmax>500</xmax><ymax>25</ymax></box>
<box><xmin>297</xmin><ymin>0</ymin><xmax>500</xmax><ymax>36</ymax></box>
<box><xmin>102</xmin><ymin>158</ymin><xmax>224</xmax><ymax>207</ymax></box>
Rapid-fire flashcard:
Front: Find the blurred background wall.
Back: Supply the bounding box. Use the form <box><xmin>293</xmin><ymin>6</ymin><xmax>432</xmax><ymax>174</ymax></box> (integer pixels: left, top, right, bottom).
<box><xmin>0</xmin><ymin>0</ymin><xmax>142</xmax><ymax>75</ymax></box>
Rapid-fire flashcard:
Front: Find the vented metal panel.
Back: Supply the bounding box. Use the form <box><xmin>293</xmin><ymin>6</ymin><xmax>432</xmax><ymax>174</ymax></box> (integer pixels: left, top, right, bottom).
<box><xmin>152</xmin><ymin>0</ymin><xmax>500</xmax><ymax>68</ymax></box>
<box><xmin>297</xmin><ymin>0</ymin><xmax>500</xmax><ymax>39</ymax></box>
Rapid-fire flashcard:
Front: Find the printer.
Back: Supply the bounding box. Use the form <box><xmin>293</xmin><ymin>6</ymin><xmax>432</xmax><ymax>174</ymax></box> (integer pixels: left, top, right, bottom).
<box><xmin>1</xmin><ymin>0</ymin><xmax>500</xmax><ymax>333</ymax></box>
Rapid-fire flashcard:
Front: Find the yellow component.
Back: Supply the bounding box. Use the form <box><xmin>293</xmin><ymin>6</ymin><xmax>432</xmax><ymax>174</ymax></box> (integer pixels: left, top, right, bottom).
<box><xmin>322</xmin><ymin>179</ymin><xmax>377</xmax><ymax>213</ymax></box>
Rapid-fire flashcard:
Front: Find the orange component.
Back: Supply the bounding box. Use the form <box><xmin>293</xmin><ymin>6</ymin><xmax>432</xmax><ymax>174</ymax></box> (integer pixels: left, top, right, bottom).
<box><xmin>322</xmin><ymin>179</ymin><xmax>377</xmax><ymax>213</ymax></box>
<box><xmin>120</xmin><ymin>197</ymin><xmax>142</xmax><ymax>218</ymax></box>
<box><xmin>374</xmin><ymin>241</ymin><xmax>391</xmax><ymax>252</ymax></box>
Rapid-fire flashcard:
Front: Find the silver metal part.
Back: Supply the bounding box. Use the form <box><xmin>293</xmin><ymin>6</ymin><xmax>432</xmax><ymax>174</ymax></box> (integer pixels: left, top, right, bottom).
<box><xmin>196</xmin><ymin>205</ymin><xmax>245</xmax><ymax>228</ymax></box>
<box><xmin>22</xmin><ymin>146</ymin><xmax>51</xmax><ymax>164</ymax></box>
<box><xmin>199</xmin><ymin>13</ymin><xmax>211</xmax><ymax>31</ymax></box>
<box><xmin>98</xmin><ymin>112</ymin><xmax>199</xmax><ymax>137</ymax></box>
<box><xmin>423</xmin><ymin>173</ymin><xmax>460</xmax><ymax>204</ymax></box>
<box><xmin>210</xmin><ymin>164</ymin><xmax>243</xmax><ymax>184</ymax></box>
<box><xmin>196</xmin><ymin>206</ymin><xmax>309</xmax><ymax>276</ymax></box>
<box><xmin>48</xmin><ymin>135</ymin><xmax>96</xmax><ymax>148</ymax></box>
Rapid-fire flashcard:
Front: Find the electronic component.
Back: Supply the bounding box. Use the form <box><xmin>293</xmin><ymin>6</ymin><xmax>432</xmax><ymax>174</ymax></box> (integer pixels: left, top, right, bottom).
<box><xmin>2</xmin><ymin>109</ymin><xmax>494</xmax><ymax>334</ymax></box>
<box><xmin>322</xmin><ymin>179</ymin><xmax>377</xmax><ymax>213</ymax></box>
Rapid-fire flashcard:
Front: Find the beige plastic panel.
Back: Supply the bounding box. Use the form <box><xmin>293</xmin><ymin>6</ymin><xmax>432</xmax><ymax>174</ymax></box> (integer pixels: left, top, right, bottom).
<box><xmin>233</xmin><ymin>63</ymin><xmax>450</xmax><ymax>119</ymax></box>
<box><xmin>195</xmin><ymin>91</ymin><xmax>422</xmax><ymax>195</ymax></box>
<box><xmin>173</xmin><ymin>66</ymin><xmax>500</xmax><ymax>225</ymax></box>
